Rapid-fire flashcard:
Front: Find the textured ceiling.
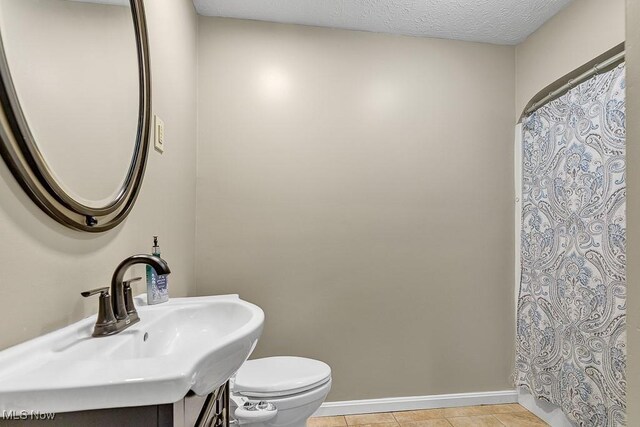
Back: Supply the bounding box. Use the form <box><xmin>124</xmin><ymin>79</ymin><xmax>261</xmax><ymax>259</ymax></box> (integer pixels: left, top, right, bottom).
<box><xmin>193</xmin><ymin>0</ymin><xmax>572</xmax><ymax>45</ymax></box>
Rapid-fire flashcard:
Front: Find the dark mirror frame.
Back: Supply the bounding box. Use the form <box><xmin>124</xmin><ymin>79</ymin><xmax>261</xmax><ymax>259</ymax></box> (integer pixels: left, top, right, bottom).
<box><xmin>0</xmin><ymin>0</ymin><xmax>151</xmax><ymax>232</ymax></box>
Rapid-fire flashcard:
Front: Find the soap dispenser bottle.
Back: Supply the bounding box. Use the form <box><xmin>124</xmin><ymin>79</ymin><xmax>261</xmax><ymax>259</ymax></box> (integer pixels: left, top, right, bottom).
<box><xmin>147</xmin><ymin>236</ymin><xmax>169</xmax><ymax>305</ymax></box>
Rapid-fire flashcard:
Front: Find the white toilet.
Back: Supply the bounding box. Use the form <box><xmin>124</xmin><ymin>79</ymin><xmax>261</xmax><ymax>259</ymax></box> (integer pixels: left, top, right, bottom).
<box><xmin>230</xmin><ymin>356</ymin><xmax>332</xmax><ymax>427</ymax></box>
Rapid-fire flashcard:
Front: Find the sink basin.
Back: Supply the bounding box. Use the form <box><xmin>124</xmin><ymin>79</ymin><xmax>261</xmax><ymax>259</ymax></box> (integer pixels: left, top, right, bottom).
<box><xmin>0</xmin><ymin>294</ymin><xmax>264</xmax><ymax>413</ymax></box>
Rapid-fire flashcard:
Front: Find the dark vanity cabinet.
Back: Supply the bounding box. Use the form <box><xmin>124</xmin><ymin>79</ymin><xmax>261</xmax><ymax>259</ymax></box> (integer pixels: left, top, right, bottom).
<box><xmin>0</xmin><ymin>383</ymin><xmax>230</xmax><ymax>427</ymax></box>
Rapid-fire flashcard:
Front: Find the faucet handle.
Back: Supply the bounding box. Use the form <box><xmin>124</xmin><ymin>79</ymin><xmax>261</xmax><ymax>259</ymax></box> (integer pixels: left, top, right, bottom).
<box><xmin>81</xmin><ymin>287</ymin><xmax>117</xmax><ymax>337</ymax></box>
<box><xmin>123</xmin><ymin>277</ymin><xmax>142</xmax><ymax>286</ymax></box>
<box><xmin>81</xmin><ymin>287</ymin><xmax>110</xmax><ymax>298</ymax></box>
<box><xmin>122</xmin><ymin>277</ymin><xmax>142</xmax><ymax>322</ymax></box>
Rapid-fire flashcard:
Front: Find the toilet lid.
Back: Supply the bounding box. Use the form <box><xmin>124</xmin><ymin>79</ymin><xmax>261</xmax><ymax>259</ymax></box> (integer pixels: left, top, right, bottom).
<box><xmin>233</xmin><ymin>356</ymin><xmax>331</xmax><ymax>398</ymax></box>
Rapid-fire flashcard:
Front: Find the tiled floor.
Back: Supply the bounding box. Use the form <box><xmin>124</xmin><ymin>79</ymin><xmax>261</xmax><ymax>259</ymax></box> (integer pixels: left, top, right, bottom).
<box><xmin>308</xmin><ymin>404</ymin><xmax>548</xmax><ymax>427</ymax></box>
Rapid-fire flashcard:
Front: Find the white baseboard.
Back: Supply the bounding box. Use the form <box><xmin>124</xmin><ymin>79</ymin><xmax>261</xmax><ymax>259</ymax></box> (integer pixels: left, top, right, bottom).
<box><xmin>517</xmin><ymin>388</ymin><xmax>576</xmax><ymax>427</ymax></box>
<box><xmin>313</xmin><ymin>390</ymin><xmax>518</xmax><ymax>417</ymax></box>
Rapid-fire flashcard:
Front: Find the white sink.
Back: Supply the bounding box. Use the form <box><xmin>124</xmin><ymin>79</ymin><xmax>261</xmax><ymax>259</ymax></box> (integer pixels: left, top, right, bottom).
<box><xmin>0</xmin><ymin>294</ymin><xmax>264</xmax><ymax>413</ymax></box>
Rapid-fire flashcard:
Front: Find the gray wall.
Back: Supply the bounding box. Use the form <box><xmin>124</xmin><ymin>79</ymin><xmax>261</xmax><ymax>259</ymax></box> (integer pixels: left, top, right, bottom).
<box><xmin>626</xmin><ymin>0</ymin><xmax>640</xmax><ymax>424</ymax></box>
<box><xmin>0</xmin><ymin>0</ymin><xmax>198</xmax><ymax>351</ymax></box>
<box><xmin>196</xmin><ymin>17</ymin><xmax>516</xmax><ymax>401</ymax></box>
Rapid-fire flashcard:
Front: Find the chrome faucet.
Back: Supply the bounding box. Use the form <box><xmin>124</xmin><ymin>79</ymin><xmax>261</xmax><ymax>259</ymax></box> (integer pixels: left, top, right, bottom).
<box><xmin>82</xmin><ymin>254</ymin><xmax>171</xmax><ymax>337</ymax></box>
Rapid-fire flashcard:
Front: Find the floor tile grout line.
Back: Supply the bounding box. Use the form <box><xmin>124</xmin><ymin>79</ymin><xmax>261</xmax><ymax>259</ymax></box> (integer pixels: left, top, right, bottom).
<box><xmin>489</xmin><ymin>413</ymin><xmax>508</xmax><ymax>426</ymax></box>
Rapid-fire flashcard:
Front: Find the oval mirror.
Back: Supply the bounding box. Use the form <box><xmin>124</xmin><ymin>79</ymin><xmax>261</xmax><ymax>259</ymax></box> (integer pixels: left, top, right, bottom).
<box><xmin>0</xmin><ymin>0</ymin><xmax>151</xmax><ymax>232</ymax></box>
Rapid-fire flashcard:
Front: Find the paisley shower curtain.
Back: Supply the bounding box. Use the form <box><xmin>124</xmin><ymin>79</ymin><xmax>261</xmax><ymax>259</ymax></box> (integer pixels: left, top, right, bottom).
<box><xmin>516</xmin><ymin>64</ymin><xmax>626</xmax><ymax>426</ymax></box>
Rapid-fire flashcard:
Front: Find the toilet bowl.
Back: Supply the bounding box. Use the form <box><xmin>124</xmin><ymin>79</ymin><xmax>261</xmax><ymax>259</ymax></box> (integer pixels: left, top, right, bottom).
<box><xmin>230</xmin><ymin>356</ymin><xmax>332</xmax><ymax>427</ymax></box>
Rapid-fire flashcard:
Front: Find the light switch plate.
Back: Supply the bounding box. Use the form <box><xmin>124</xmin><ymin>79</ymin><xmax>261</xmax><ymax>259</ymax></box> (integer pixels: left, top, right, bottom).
<box><xmin>154</xmin><ymin>115</ymin><xmax>165</xmax><ymax>153</ymax></box>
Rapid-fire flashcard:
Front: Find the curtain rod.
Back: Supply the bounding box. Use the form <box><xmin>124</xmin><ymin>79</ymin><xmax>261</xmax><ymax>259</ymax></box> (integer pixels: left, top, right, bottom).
<box><xmin>524</xmin><ymin>50</ymin><xmax>625</xmax><ymax>116</ymax></box>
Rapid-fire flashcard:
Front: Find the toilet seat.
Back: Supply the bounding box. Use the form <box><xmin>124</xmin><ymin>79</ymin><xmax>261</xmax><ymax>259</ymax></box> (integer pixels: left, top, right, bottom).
<box><xmin>233</xmin><ymin>356</ymin><xmax>331</xmax><ymax>398</ymax></box>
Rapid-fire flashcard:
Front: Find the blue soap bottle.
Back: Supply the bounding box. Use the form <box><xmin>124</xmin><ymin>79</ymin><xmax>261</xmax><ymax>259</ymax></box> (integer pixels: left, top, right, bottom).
<box><xmin>147</xmin><ymin>236</ymin><xmax>169</xmax><ymax>305</ymax></box>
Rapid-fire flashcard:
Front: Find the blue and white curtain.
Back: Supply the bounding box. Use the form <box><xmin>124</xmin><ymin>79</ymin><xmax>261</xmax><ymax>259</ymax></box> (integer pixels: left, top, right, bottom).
<box><xmin>516</xmin><ymin>64</ymin><xmax>626</xmax><ymax>426</ymax></box>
